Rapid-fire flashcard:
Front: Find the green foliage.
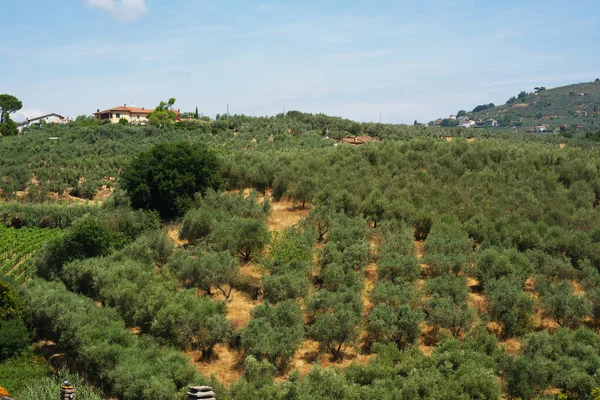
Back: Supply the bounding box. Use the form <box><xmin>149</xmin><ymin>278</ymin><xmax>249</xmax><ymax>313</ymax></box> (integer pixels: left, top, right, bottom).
<box><xmin>307</xmin><ymin>289</ymin><xmax>363</xmax><ymax>359</ymax></box>
<box><xmin>0</xmin><ymin>318</ymin><xmax>30</xmax><ymax>361</ymax></box>
<box><xmin>472</xmin><ymin>103</ymin><xmax>495</xmax><ymax>113</ymax></box>
<box><xmin>486</xmin><ymin>276</ymin><xmax>534</xmax><ymax>337</ymax></box>
<box><xmin>440</xmin><ymin>118</ymin><xmax>459</xmax><ymax>127</ymax></box>
<box><xmin>366</xmin><ymin>303</ymin><xmax>423</xmax><ymax>349</ymax></box>
<box><xmin>538</xmin><ymin>279</ymin><xmax>590</xmax><ymax>329</ymax></box>
<box><xmin>0</xmin><ymin>118</ymin><xmax>18</xmax><ymax>136</ymax></box>
<box><xmin>150</xmin><ymin>289</ymin><xmax>232</xmax><ymax>357</ymax></box>
<box><xmin>0</xmin><ymin>202</ymin><xmax>100</xmax><ymax>229</ymax></box>
<box><xmin>171</xmin><ymin>251</ymin><xmax>239</xmax><ymax>298</ymax></box>
<box><xmin>25</xmin><ymin>279</ymin><xmax>204</xmax><ymax>400</ymax></box>
<box><xmin>475</xmin><ymin>247</ymin><xmax>532</xmax><ymax>289</ymax></box>
<box><xmin>426</xmin><ymin>296</ymin><xmax>475</xmax><ymax>338</ymax></box>
<box><xmin>6</xmin><ymin>106</ymin><xmax>600</xmax><ymax>398</ymax></box>
<box><xmin>0</xmin><ymin>94</ymin><xmax>23</xmax><ymax>123</ymax></box>
<box><xmin>147</xmin><ymin>98</ymin><xmax>177</xmax><ymax>128</ymax></box>
<box><xmin>36</xmin><ymin>215</ymin><xmax>112</xmax><ymax>279</ymax></box>
<box><xmin>506</xmin><ymin>328</ymin><xmax>600</xmax><ymax>399</ymax></box>
<box><xmin>121</xmin><ymin>141</ymin><xmax>221</xmax><ymax>219</ymax></box>
<box><xmin>240</xmin><ymin>300</ymin><xmax>304</xmax><ymax>370</ymax></box>
<box><xmin>0</xmin><ymin>279</ymin><xmax>26</xmax><ymax>320</ymax></box>
<box><xmin>179</xmin><ymin>207</ymin><xmax>216</xmax><ymax>244</ymax></box>
<box><xmin>18</xmin><ymin>367</ymin><xmax>104</xmax><ymax>400</ymax></box>
<box><xmin>0</xmin><ymin>350</ymin><xmax>53</xmax><ymax>397</ymax></box>
<box><xmin>229</xmin><ymin>356</ymin><xmax>279</xmax><ymax>400</ymax></box>
<box><xmin>0</xmin><ymin>94</ymin><xmax>22</xmax><ymax>136</ymax></box>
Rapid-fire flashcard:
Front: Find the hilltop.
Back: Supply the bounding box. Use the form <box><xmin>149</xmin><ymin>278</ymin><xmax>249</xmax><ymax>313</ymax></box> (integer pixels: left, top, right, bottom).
<box><xmin>431</xmin><ymin>79</ymin><xmax>600</xmax><ymax>134</ymax></box>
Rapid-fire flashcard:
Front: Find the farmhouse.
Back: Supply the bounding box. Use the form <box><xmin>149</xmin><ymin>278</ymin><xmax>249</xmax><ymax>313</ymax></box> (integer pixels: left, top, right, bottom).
<box><xmin>94</xmin><ymin>105</ymin><xmax>154</xmax><ymax>124</ymax></box>
<box><xmin>94</xmin><ymin>105</ymin><xmax>182</xmax><ymax>124</ymax></box>
<box><xmin>17</xmin><ymin>113</ymin><xmax>67</xmax><ymax>132</ymax></box>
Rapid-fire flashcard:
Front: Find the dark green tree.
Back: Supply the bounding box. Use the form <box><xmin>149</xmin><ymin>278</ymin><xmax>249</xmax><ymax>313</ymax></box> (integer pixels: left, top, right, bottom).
<box><xmin>0</xmin><ymin>94</ymin><xmax>23</xmax><ymax>133</ymax></box>
<box><xmin>147</xmin><ymin>98</ymin><xmax>177</xmax><ymax>128</ymax></box>
<box><xmin>121</xmin><ymin>142</ymin><xmax>221</xmax><ymax>219</ymax></box>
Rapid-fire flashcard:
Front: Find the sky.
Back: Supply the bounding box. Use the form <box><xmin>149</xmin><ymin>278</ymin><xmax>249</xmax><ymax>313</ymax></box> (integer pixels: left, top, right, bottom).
<box><xmin>3</xmin><ymin>0</ymin><xmax>600</xmax><ymax>124</ymax></box>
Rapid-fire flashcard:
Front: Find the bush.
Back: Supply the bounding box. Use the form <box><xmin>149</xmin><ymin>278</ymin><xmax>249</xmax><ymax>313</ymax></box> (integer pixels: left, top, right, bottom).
<box><xmin>36</xmin><ymin>215</ymin><xmax>113</xmax><ymax>279</ymax></box>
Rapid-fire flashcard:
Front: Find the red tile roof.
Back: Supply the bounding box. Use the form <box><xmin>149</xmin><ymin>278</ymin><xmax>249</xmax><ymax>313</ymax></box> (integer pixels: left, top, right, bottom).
<box><xmin>340</xmin><ymin>136</ymin><xmax>381</xmax><ymax>145</ymax></box>
<box><xmin>95</xmin><ymin>106</ymin><xmax>154</xmax><ymax>115</ymax></box>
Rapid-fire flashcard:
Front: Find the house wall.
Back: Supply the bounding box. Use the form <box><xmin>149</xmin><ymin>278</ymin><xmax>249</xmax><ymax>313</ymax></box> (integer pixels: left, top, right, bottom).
<box><xmin>108</xmin><ymin>112</ymin><xmax>150</xmax><ymax>124</ymax></box>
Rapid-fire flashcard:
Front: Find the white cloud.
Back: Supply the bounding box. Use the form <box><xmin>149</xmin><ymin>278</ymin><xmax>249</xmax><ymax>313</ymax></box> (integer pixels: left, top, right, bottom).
<box><xmin>13</xmin><ymin>109</ymin><xmax>45</xmax><ymax>122</ymax></box>
<box><xmin>85</xmin><ymin>0</ymin><xmax>148</xmax><ymax>21</ymax></box>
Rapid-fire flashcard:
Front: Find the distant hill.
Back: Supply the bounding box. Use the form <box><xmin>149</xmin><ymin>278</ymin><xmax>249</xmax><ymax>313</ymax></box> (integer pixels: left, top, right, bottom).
<box><xmin>431</xmin><ymin>79</ymin><xmax>600</xmax><ymax>133</ymax></box>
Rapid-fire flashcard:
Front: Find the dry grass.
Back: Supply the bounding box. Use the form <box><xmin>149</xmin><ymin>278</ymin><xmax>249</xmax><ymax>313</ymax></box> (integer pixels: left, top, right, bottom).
<box><xmin>167</xmin><ymin>225</ymin><xmax>187</xmax><ymax>248</ymax></box>
<box><xmin>215</xmin><ymin>288</ymin><xmax>261</xmax><ymax>330</ymax></box>
<box><xmin>282</xmin><ymin>340</ymin><xmax>375</xmax><ymax>380</ymax></box>
<box><xmin>362</xmin><ymin>263</ymin><xmax>378</xmax><ymax>312</ymax></box>
<box><xmin>187</xmin><ymin>345</ymin><xmax>244</xmax><ymax>385</ymax></box>
<box><xmin>418</xmin><ymin>324</ymin><xmax>437</xmax><ymax>355</ymax></box>
<box><xmin>501</xmin><ymin>338</ymin><xmax>522</xmax><ymax>355</ymax></box>
<box><xmin>572</xmin><ymin>280</ymin><xmax>586</xmax><ymax>296</ymax></box>
<box><xmin>268</xmin><ymin>198</ymin><xmax>309</xmax><ymax>232</ymax></box>
<box><xmin>94</xmin><ymin>185</ymin><xmax>113</xmax><ymax>203</ymax></box>
<box><xmin>414</xmin><ymin>240</ymin><xmax>424</xmax><ymax>259</ymax></box>
<box><xmin>468</xmin><ymin>291</ymin><xmax>489</xmax><ymax>315</ymax></box>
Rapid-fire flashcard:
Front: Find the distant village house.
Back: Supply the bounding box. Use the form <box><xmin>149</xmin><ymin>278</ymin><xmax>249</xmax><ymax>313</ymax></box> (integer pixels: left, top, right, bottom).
<box><xmin>17</xmin><ymin>113</ymin><xmax>67</xmax><ymax>132</ymax></box>
<box><xmin>459</xmin><ymin>120</ymin><xmax>476</xmax><ymax>128</ymax></box>
<box><xmin>94</xmin><ymin>104</ymin><xmax>181</xmax><ymax>124</ymax></box>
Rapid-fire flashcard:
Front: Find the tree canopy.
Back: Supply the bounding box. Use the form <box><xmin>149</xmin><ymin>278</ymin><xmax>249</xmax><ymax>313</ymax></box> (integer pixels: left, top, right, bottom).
<box><xmin>120</xmin><ymin>142</ymin><xmax>221</xmax><ymax>219</ymax></box>
<box><xmin>0</xmin><ymin>94</ymin><xmax>22</xmax><ymax>136</ymax></box>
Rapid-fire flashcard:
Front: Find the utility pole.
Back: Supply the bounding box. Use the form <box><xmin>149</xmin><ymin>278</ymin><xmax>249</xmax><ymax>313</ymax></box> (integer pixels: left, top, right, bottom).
<box><xmin>379</xmin><ymin>113</ymin><xmax>382</xmax><ymax>124</ymax></box>
<box><xmin>283</xmin><ymin>105</ymin><xmax>285</xmax><ymax>115</ymax></box>
<box><xmin>227</xmin><ymin>103</ymin><xmax>229</xmax><ymax>117</ymax></box>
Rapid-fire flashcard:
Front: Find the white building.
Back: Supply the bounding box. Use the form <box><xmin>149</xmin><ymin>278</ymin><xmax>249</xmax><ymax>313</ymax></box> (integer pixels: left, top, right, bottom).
<box><xmin>18</xmin><ymin>113</ymin><xmax>67</xmax><ymax>132</ymax></box>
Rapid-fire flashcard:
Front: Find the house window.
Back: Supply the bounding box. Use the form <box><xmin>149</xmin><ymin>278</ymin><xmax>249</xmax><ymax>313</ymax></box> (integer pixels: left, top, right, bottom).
<box><xmin>116</xmin><ymin>113</ymin><xmax>121</xmax><ymax>119</ymax></box>
<box><xmin>137</xmin><ymin>115</ymin><xmax>140</xmax><ymax>119</ymax></box>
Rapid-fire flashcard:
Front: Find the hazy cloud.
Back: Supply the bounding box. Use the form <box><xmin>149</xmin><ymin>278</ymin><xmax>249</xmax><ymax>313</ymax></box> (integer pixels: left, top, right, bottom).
<box><xmin>13</xmin><ymin>109</ymin><xmax>46</xmax><ymax>122</ymax></box>
<box><xmin>85</xmin><ymin>0</ymin><xmax>148</xmax><ymax>21</ymax></box>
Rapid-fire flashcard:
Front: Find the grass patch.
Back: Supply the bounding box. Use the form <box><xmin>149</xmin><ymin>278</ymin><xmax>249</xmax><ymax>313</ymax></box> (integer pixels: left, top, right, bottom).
<box><xmin>0</xmin><ymin>348</ymin><xmax>53</xmax><ymax>396</ymax></box>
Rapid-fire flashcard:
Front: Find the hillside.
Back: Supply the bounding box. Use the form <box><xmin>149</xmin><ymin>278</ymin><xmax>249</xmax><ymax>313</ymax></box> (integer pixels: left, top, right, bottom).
<box><xmin>3</xmin><ymin>118</ymin><xmax>600</xmax><ymax>399</ymax></box>
<box><xmin>434</xmin><ymin>79</ymin><xmax>600</xmax><ymax>133</ymax></box>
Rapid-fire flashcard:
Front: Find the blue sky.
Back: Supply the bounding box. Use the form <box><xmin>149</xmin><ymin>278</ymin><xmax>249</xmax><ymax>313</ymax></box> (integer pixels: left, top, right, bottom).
<box><xmin>3</xmin><ymin>0</ymin><xmax>600</xmax><ymax>123</ymax></box>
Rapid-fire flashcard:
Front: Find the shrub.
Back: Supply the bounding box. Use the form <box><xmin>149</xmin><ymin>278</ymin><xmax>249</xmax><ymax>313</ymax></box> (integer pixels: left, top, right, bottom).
<box><xmin>36</xmin><ymin>215</ymin><xmax>113</xmax><ymax>279</ymax></box>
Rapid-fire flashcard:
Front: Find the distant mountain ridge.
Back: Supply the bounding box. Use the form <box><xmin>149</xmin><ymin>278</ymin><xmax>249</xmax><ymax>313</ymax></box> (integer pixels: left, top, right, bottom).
<box><xmin>430</xmin><ymin>79</ymin><xmax>600</xmax><ymax>133</ymax></box>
